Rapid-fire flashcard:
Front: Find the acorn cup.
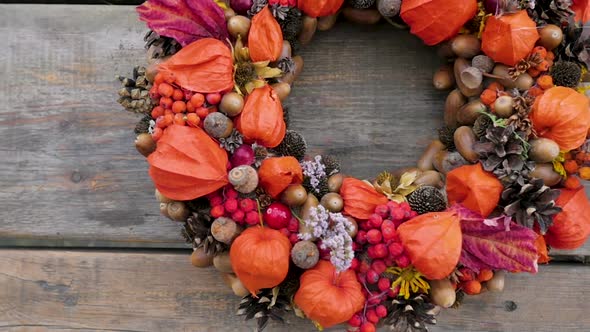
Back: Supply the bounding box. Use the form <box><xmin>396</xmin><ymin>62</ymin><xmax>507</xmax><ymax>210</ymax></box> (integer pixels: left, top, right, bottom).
<box><xmin>455</xmin><ymin>58</ymin><xmax>483</xmax><ymax>97</ymax></box>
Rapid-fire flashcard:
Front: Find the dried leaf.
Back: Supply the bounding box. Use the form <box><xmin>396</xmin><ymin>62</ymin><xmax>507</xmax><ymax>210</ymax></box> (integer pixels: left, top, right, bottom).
<box><xmin>452</xmin><ymin>205</ymin><xmax>539</xmax><ymax>273</ymax></box>
<box><xmin>137</xmin><ymin>0</ymin><xmax>229</xmax><ymax>47</ymax></box>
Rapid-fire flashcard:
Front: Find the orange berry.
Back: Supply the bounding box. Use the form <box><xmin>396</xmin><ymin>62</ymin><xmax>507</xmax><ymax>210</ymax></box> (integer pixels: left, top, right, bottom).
<box><xmin>564</xmin><ymin>160</ymin><xmax>580</xmax><ymax>174</ymax></box>
<box><xmin>463</xmin><ymin>280</ymin><xmax>482</xmax><ymax>295</ymax></box>
<box><xmin>533</xmin><ymin>46</ymin><xmax>547</xmax><ymax>59</ymax></box>
<box><xmin>196</xmin><ymin>107</ymin><xmax>209</xmax><ymax>119</ymax></box>
<box><xmin>480</xmin><ymin>89</ymin><xmax>497</xmax><ymax>105</ymax></box>
<box><xmin>576</xmin><ymin>151</ymin><xmax>590</xmax><ymax>163</ymax></box>
<box><xmin>458</xmin><ymin>267</ymin><xmax>474</xmax><ymax>282</ymax></box>
<box><xmin>487</xmin><ymin>82</ymin><xmax>504</xmax><ymax>91</ymax></box>
<box><xmin>537</xmin><ymin>75</ymin><xmax>553</xmax><ymax>90</ymax></box>
<box><xmin>173</xmin><ymin>113</ymin><xmax>186</xmax><ymax>126</ymax></box>
<box><xmin>528</xmin><ymin>86</ymin><xmax>544</xmax><ymax>97</ymax></box>
<box><xmin>191</xmin><ymin>93</ymin><xmax>205</xmax><ymax>107</ymax></box>
<box><xmin>158</xmin><ymin>83</ymin><xmax>174</xmax><ymax>98</ymax></box>
<box><xmin>154</xmin><ymin>72</ymin><xmax>165</xmax><ymax>85</ymax></box>
<box><xmin>579</xmin><ymin>167</ymin><xmax>590</xmax><ymax>180</ymax></box>
<box><xmin>206</xmin><ymin>93</ymin><xmax>222</xmax><ymax>105</ymax></box>
<box><xmin>546</xmin><ymin>51</ymin><xmax>555</xmax><ymax>61</ymax></box>
<box><xmin>477</xmin><ymin>269</ymin><xmax>494</xmax><ymax>282</ymax></box>
<box><xmin>160</xmin><ymin>96</ymin><xmax>173</xmax><ymax>109</ymax></box>
<box><xmin>152</xmin><ymin>127</ymin><xmax>163</xmax><ymax>141</ymax></box>
<box><xmin>172</xmin><ymin>89</ymin><xmax>184</xmax><ymax>101</ymax></box>
<box><xmin>186</xmin><ymin>101</ymin><xmax>195</xmax><ymax>113</ymax></box>
<box><xmin>535</xmin><ymin>60</ymin><xmax>550</xmax><ymax>72</ymax></box>
<box><xmin>151</xmin><ymin>106</ymin><xmax>165</xmax><ymax>119</ymax></box>
<box><xmin>164</xmin><ymin>109</ymin><xmax>174</xmax><ymax>117</ymax></box>
<box><xmin>164</xmin><ymin>72</ymin><xmax>175</xmax><ymax>84</ymax></box>
<box><xmin>172</xmin><ymin>100</ymin><xmax>187</xmax><ymax>113</ymax></box>
<box><xmin>149</xmin><ymin>84</ymin><xmax>160</xmax><ymax>99</ymax></box>
<box><xmin>186</xmin><ymin>113</ymin><xmax>200</xmax><ymax>127</ymax></box>
<box><xmin>564</xmin><ymin>176</ymin><xmax>582</xmax><ymax>189</ymax></box>
<box><xmin>527</xmin><ymin>68</ymin><xmax>541</xmax><ymax>78</ymax></box>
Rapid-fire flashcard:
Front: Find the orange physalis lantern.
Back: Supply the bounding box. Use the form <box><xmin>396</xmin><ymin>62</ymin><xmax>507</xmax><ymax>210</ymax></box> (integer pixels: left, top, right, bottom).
<box><xmin>401</xmin><ymin>0</ymin><xmax>478</xmax><ymax>46</ymax></box>
<box><xmin>294</xmin><ymin>261</ymin><xmax>365</xmax><ymax>328</ymax></box>
<box><xmin>340</xmin><ymin>177</ymin><xmax>388</xmax><ymax>220</ymax></box>
<box><xmin>148</xmin><ymin>125</ymin><xmax>229</xmax><ymax>200</ymax></box>
<box><xmin>297</xmin><ymin>0</ymin><xmax>344</xmax><ymax>18</ymax></box>
<box><xmin>236</xmin><ymin>85</ymin><xmax>286</xmax><ymax>148</ymax></box>
<box><xmin>446</xmin><ymin>163</ymin><xmax>503</xmax><ymax>217</ymax></box>
<box><xmin>530</xmin><ymin>87</ymin><xmax>590</xmax><ymax>151</ymax></box>
<box><xmin>482</xmin><ymin>10</ymin><xmax>539</xmax><ymax>66</ymax></box>
<box><xmin>158</xmin><ymin>38</ymin><xmax>234</xmax><ymax>93</ymax></box>
<box><xmin>258</xmin><ymin>156</ymin><xmax>303</xmax><ymax>198</ymax></box>
<box><xmin>545</xmin><ymin>188</ymin><xmax>590</xmax><ymax>250</ymax></box>
<box><xmin>248</xmin><ymin>6</ymin><xmax>283</xmax><ymax>62</ymax></box>
<box><xmin>573</xmin><ymin>0</ymin><xmax>590</xmax><ymax>23</ymax></box>
<box><xmin>397</xmin><ymin>211</ymin><xmax>462</xmax><ymax>280</ymax></box>
<box><xmin>230</xmin><ymin>227</ymin><xmax>292</xmax><ymax>295</ymax></box>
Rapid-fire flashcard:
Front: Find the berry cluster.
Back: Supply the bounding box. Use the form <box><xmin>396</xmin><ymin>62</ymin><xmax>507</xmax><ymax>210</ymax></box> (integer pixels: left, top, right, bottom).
<box><xmin>347</xmin><ymin>202</ymin><xmax>419</xmax><ymax>332</ymax></box>
<box><xmin>456</xmin><ymin>267</ymin><xmax>493</xmax><ymax>296</ymax></box>
<box><xmin>208</xmin><ymin>186</ymin><xmax>259</xmax><ymax>226</ymax></box>
<box><xmin>149</xmin><ymin>72</ymin><xmax>222</xmax><ymax>141</ymax></box>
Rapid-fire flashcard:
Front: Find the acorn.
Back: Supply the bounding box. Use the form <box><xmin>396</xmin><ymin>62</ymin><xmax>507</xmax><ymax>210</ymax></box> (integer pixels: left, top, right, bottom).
<box><xmin>328</xmin><ymin>173</ymin><xmax>344</xmax><ymax>192</ymax></box>
<box><xmin>229</xmin><ymin>165</ymin><xmax>258</xmax><ymax>194</ymax></box>
<box><xmin>227</xmin><ymin>15</ymin><xmax>251</xmax><ymax>39</ymax></box>
<box><xmin>492</xmin><ymin>64</ymin><xmax>513</xmax><ymax>87</ymax></box>
<box><xmin>444</xmin><ymin>89</ymin><xmax>467</xmax><ymax>127</ymax></box>
<box><xmin>279</xmin><ymin>40</ymin><xmax>292</xmax><ymax>60</ymax></box>
<box><xmin>417</xmin><ymin>140</ymin><xmax>445</xmax><ymax>171</ymax></box>
<box><xmin>453</xmin><ymin>126</ymin><xmax>478</xmax><ymax>163</ymax></box>
<box><xmin>539</xmin><ymin>24</ymin><xmax>563</xmax><ymax>51</ymax></box>
<box><xmin>213</xmin><ymin>252</ymin><xmax>234</xmax><ymax>273</ymax></box>
<box><xmin>280</xmin><ymin>55</ymin><xmax>304</xmax><ymax>85</ymax></box>
<box><xmin>472</xmin><ymin>55</ymin><xmax>494</xmax><ymax>73</ymax></box>
<box><xmin>531</xmin><ymin>163</ymin><xmax>562</xmax><ymax>187</ymax></box>
<box><xmin>191</xmin><ymin>247</ymin><xmax>214</xmax><ymax>268</ymax></box>
<box><xmin>167</xmin><ymin>201</ymin><xmax>190</xmax><ymax>222</ymax></box>
<box><xmin>204</xmin><ymin>112</ymin><xmax>233</xmax><ymax>138</ymax></box>
<box><xmin>457</xmin><ymin>99</ymin><xmax>486</xmax><ymax>126</ymax></box>
<box><xmin>159</xmin><ymin>202</ymin><xmax>171</xmax><ymax>219</ymax></box>
<box><xmin>135</xmin><ymin>133</ymin><xmax>156</xmax><ymax>157</ymax></box>
<box><xmin>300</xmin><ymin>195</ymin><xmax>320</xmax><ymax>240</ymax></box>
<box><xmin>291</xmin><ymin>240</ymin><xmax>320</xmax><ymax>269</ymax></box>
<box><xmin>433</xmin><ymin>64</ymin><xmax>455</xmax><ymax>90</ymax></box>
<box><xmin>434</xmin><ymin>150</ymin><xmax>469</xmax><ymax>174</ymax></box>
<box><xmin>317</xmin><ymin>14</ymin><xmax>339</xmax><ymax>31</ymax></box>
<box><xmin>281</xmin><ymin>184</ymin><xmax>308</xmax><ymax>207</ymax></box>
<box><xmin>460</xmin><ymin>67</ymin><xmax>483</xmax><ymax>90</ymax></box>
<box><xmin>451</xmin><ymin>35</ymin><xmax>481</xmax><ymax>59</ymax></box>
<box><xmin>223</xmin><ymin>7</ymin><xmax>236</xmax><ymax>20</ymax></box>
<box><xmin>514</xmin><ymin>73</ymin><xmax>534</xmax><ymax>91</ymax></box>
<box><xmin>298</xmin><ymin>16</ymin><xmax>317</xmax><ymax>46</ymax></box>
<box><xmin>321</xmin><ymin>193</ymin><xmax>344</xmax><ymax>212</ymax></box>
<box><xmin>271</xmin><ymin>82</ymin><xmax>291</xmax><ymax>101</ymax></box>
<box><xmin>415</xmin><ymin>170</ymin><xmax>444</xmax><ymax>189</ymax></box>
<box><xmin>485</xmin><ymin>270</ymin><xmax>505</xmax><ymax>292</ymax></box>
<box><xmin>529</xmin><ymin>138</ymin><xmax>560</xmax><ymax>163</ymax></box>
<box><xmin>346</xmin><ymin>216</ymin><xmax>358</xmax><ymax>238</ymax></box>
<box><xmin>455</xmin><ymin>58</ymin><xmax>483</xmax><ymax>97</ymax></box>
<box><xmin>342</xmin><ymin>8</ymin><xmax>382</xmax><ymax>25</ymax></box>
<box><xmin>155</xmin><ymin>189</ymin><xmax>173</xmax><ymax>203</ymax></box>
<box><xmin>219</xmin><ymin>92</ymin><xmax>244</xmax><ymax>117</ymax></box>
<box><xmin>494</xmin><ymin>96</ymin><xmax>514</xmax><ymax>118</ymax></box>
<box><xmin>429</xmin><ymin>279</ymin><xmax>456</xmax><ymax>308</ymax></box>
<box><xmin>211</xmin><ymin>217</ymin><xmax>243</xmax><ymax>245</ymax></box>
<box><xmin>222</xmin><ymin>273</ymin><xmax>250</xmax><ymax>297</ymax></box>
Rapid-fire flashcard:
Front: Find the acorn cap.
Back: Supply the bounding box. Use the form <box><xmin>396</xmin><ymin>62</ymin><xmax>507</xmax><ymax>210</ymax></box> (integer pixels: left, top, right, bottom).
<box><xmin>407</xmin><ymin>186</ymin><xmax>447</xmax><ymax>215</ymax></box>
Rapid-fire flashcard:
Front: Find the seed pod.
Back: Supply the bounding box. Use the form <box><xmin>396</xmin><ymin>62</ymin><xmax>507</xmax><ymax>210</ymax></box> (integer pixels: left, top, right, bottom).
<box><xmin>298</xmin><ymin>16</ymin><xmax>317</xmax><ymax>46</ymax></box>
<box><xmin>281</xmin><ymin>184</ymin><xmax>308</xmax><ymax>207</ymax></box>
<box><xmin>155</xmin><ymin>189</ymin><xmax>173</xmax><ymax>203</ymax></box>
<box><xmin>539</xmin><ymin>24</ymin><xmax>563</xmax><ymax>51</ymax></box>
<box><xmin>219</xmin><ymin>92</ymin><xmax>244</xmax><ymax>117</ymax></box>
<box><xmin>213</xmin><ymin>252</ymin><xmax>234</xmax><ymax>273</ymax></box>
<box><xmin>229</xmin><ymin>165</ymin><xmax>259</xmax><ymax>194</ymax></box>
<box><xmin>377</xmin><ymin>0</ymin><xmax>401</xmax><ymax>17</ymax></box>
<box><xmin>342</xmin><ymin>8</ymin><xmax>382</xmax><ymax>25</ymax></box>
<box><xmin>271</xmin><ymin>82</ymin><xmax>291</xmax><ymax>101</ymax></box>
<box><xmin>328</xmin><ymin>173</ymin><xmax>344</xmax><ymax>192</ymax></box>
<box><xmin>415</xmin><ymin>170</ymin><xmax>444</xmax><ymax>189</ymax></box>
<box><xmin>454</xmin><ymin>126</ymin><xmax>478</xmax><ymax>163</ymax></box>
<box><xmin>444</xmin><ymin>89</ymin><xmax>467</xmax><ymax>127</ymax></box>
<box><xmin>204</xmin><ymin>112</ymin><xmax>234</xmax><ymax>138</ymax></box>
<box><xmin>455</xmin><ymin>58</ymin><xmax>483</xmax><ymax>97</ymax></box>
<box><xmin>227</xmin><ymin>15</ymin><xmax>251</xmax><ymax>39</ymax></box>
<box><xmin>472</xmin><ymin>55</ymin><xmax>494</xmax><ymax>73</ymax></box>
<box><xmin>531</xmin><ymin>163</ymin><xmax>562</xmax><ymax>187</ymax></box>
<box><xmin>451</xmin><ymin>35</ymin><xmax>481</xmax><ymax>59</ymax></box>
<box><xmin>430</xmin><ymin>279</ymin><xmax>456</xmax><ymax>308</ymax></box>
<box><xmin>167</xmin><ymin>201</ymin><xmax>190</xmax><ymax>222</ymax></box>
<box><xmin>222</xmin><ymin>273</ymin><xmax>250</xmax><ymax>297</ymax></box>
<box><xmin>417</xmin><ymin>140</ymin><xmax>446</xmax><ymax>171</ymax></box>
<box><xmin>211</xmin><ymin>217</ymin><xmax>243</xmax><ymax>245</ymax></box>
<box><xmin>191</xmin><ymin>247</ymin><xmax>215</xmax><ymax>268</ymax></box>
<box><xmin>433</xmin><ymin>64</ymin><xmax>455</xmax><ymax>90</ymax></box>
<box><xmin>485</xmin><ymin>270</ymin><xmax>505</xmax><ymax>292</ymax></box>
<box><xmin>135</xmin><ymin>133</ymin><xmax>156</xmax><ymax>157</ymax></box>
<box><xmin>317</xmin><ymin>13</ymin><xmax>339</xmax><ymax>31</ymax></box>
<box><xmin>457</xmin><ymin>99</ymin><xmax>486</xmax><ymax>125</ymax></box>
<box><xmin>529</xmin><ymin>138</ymin><xmax>560</xmax><ymax>163</ymax></box>
<box><xmin>494</xmin><ymin>96</ymin><xmax>514</xmax><ymax>118</ymax></box>
<box><xmin>460</xmin><ymin>67</ymin><xmax>483</xmax><ymax>90</ymax></box>
<box><xmin>320</xmin><ymin>193</ymin><xmax>344</xmax><ymax>212</ymax></box>
<box><xmin>291</xmin><ymin>240</ymin><xmax>320</xmax><ymax>269</ymax></box>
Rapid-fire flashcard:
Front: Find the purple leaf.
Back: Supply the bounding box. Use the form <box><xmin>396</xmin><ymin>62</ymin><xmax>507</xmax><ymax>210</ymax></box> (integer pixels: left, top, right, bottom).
<box><xmin>450</xmin><ymin>205</ymin><xmax>539</xmax><ymax>274</ymax></box>
<box><xmin>137</xmin><ymin>0</ymin><xmax>229</xmax><ymax>47</ymax></box>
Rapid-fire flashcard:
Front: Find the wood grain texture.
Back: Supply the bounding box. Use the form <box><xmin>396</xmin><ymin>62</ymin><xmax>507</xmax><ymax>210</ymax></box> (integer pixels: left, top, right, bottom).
<box><xmin>0</xmin><ymin>249</ymin><xmax>588</xmax><ymax>332</ymax></box>
<box><xmin>0</xmin><ymin>5</ymin><xmax>589</xmax><ymax>256</ymax></box>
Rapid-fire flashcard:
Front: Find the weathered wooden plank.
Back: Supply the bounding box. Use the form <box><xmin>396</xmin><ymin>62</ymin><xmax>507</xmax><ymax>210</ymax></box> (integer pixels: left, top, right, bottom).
<box><xmin>0</xmin><ymin>249</ymin><xmax>588</xmax><ymax>331</ymax></box>
<box><xmin>0</xmin><ymin>5</ymin><xmax>588</xmax><ymax>256</ymax></box>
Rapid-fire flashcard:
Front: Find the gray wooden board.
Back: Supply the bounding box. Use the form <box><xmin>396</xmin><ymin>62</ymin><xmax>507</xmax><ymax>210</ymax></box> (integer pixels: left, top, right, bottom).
<box><xmin>0</xmin><ymin>249</ymin><xmax>588</xmax><ymax>331</ymax></box>
<box><xmin>0</xmin><ymin>5</ymin><xmax>589</xmax><ymax>256</ymax></box>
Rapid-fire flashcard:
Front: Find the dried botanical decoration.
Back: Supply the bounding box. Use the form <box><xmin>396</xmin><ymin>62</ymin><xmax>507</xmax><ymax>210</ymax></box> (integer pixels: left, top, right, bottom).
<box><xmin>116</xmin><ymin>66</ymin><xmax>153</xmax><ymax>114</ymax></box>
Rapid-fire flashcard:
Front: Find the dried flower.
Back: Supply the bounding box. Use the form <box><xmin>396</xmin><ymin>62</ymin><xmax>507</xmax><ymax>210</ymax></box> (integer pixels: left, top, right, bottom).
<box><xmin>301</xmin><ymin>155</ymin><xmax>328</xmax><ymax>195</ymax></box>
<box><xmin>386</xmin><ymin>266</ymin><xmax>430</xmax><ymax>300</ymax></box>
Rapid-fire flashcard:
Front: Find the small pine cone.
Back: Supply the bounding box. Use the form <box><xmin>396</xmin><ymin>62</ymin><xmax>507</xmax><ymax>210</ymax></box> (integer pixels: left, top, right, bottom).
<box><xmin>551</xmin><ymin>61</ymin><xmax>582</xmax><ymax>88</ymax></box>
<box><xmin>273</xmin><ymin>130</ymin><xmax>307</xmax><ymax>161</ymax></box>
<box><xmin>321</xmin><ymin>155</ymin><xmax>341</xmax><ymax>176</ymax></box>
<box><xmin>472</xmin><ymin>115</ymin><xmax>493</xmax><ymax>139</ymax></box>
<box><xmin>134</xmin><ymin>115</ymin><xmax>153</xmax><ymax>135</ymax></box>
<box><xmin>349</xmin><ymin>0</ymin><xmax>376</xmax><ymax>9</ymax></box>
<box><xmin>407</xmin><ymin>186</ymin><xmax>447</xmax><ymax>215</ymax></box>
<box><xmin>438</xmin><ymin>126</ymin><xmax>456</xmax><ymax>150</ymax></box>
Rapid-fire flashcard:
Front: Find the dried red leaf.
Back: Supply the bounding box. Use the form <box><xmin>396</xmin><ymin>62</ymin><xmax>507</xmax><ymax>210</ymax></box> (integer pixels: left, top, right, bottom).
<box><xmin>137</xmin><ymin>0</ymin><xmax>228</xmax><ymax>47</ymax></box>
<box><xmin>452</xmin><ymin>205</ymin><xmax>538</xmax><ymax>274</ymax></box>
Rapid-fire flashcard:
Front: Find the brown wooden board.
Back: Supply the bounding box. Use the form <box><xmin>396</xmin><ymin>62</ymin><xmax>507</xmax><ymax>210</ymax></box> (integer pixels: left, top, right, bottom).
<box><xmin>0</xmin><ymin>5</ymin><xmax>589</xmax><ymax>257</ymax></box>
<box><xmin>0</xmin><ymin>249</ymin><xmax>588</xmax><ymax>331</ymax></box>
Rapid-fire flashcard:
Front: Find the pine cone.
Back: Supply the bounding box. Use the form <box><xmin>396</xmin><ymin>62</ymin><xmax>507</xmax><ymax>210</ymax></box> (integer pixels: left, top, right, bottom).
<box><xmin>183</xmin><ymin>212</ymin><xmax>228</xmax><ymax>255</ymax></box>
<box><xmin>438</xmin><ymin>126</ymin><xmax>456</xmax><ymax>150</ymax></box>
<box><xmin>384</xmin><ymin>294</ymin><xmax>439</xmax><ymax>332</ymax></box>
<box><xmin>320</xmin><ymin>154</ymin><xmax>341</xmax><ymax>176</ymax></box>
<box><xmin>526</xmin><ymin>0</ymin><xmax>575</xmax><ymax>25</ymax></box>
<box><xmin>501</xmin><ymin>178</ymin><xmax>562</xmax><ymax>233</ymax></box>
<box><xmin>508</xmin><ymin>53</ymin><xmax>542</xmax><ymax>79</ymax></box>
<box><xmin>237</xmin><ymin>287</ymin><xmax>292</xmax><ymax>332</ymax></box>
<box><xmin>407</xmin><ymin>186</ymin><xmax>447</xmax><ymax>215</ymax></box>
<box><xmin>551</xmin><ymin>61</ymin><xmax>582</xmax><ymax>88</ymax></box>
<box><xmin>134</xmin><ymin>115</ymin><xmax>153</xmax><ymax>135</ymax></box>
<box><xmin>302</xmin><ymin>175</ymin><xmax>330</xmax><ymax>198</ymax></box>
<box><xmin>144</xmin><ymin>30</ymin><xmax>181</xmax><ymax>59</ymax></box>
<box><xmin>473</xmin><ymin>116</ymin><xmax>493</xmax><ymax>139</ymax></box>
<box><xmin>116</xmin><ymin>66</ymin><xmax>154</xmax><ymax>114</ymax></box>
<box><xmin>278</xmin><ymin>8</ymin><xmax>303</xmax><ymax>54</ymax></box>
<box><xmin>219</xmin><ymin>130</ymin><xmax>244</xmax><ymax>154</ymax></box>
<box><xmin>272</xmin><ymin>130</ymin><xmax>307</xmax><ymax>161</ymax></box>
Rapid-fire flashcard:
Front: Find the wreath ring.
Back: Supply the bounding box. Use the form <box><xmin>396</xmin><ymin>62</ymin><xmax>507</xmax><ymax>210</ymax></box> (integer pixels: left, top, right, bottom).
<box><xmin>117</xmin><ymin>0</ymin><xmax>590</xmax><ymax>331</ymax></box>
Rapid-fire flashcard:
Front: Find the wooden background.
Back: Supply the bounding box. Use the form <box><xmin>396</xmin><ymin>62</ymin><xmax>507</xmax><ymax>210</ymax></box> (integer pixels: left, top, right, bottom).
<box><xmin>0</xmin><ymin>4</ymin><xmax>588</xmax><ymax>331</ymax></box>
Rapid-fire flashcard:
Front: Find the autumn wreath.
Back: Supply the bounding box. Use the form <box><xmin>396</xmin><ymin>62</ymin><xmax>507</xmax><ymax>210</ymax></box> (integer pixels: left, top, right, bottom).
<box><xmin>116</xmin><ymin>0</ymin><xmax>590</xmax><ymax>331</ymax></box>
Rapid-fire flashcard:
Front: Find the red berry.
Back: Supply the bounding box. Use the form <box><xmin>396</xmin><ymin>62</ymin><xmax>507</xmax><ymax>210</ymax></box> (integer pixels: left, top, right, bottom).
<box><xmin>279</xmin><ymin>228</ymin><xmax>290</xmax><ymax>238</ymax></box>
<box><xmin>390</xmin><ymin>208</ymin><xmax>405</xmax><ymax>221</ymax></box>
<box><xmin>388</xmin><ymin>285</ymin><xmax>400</xmax><ymax>298</ymax></box>
<box><xmin>172</xmin><ymin>100</ymin><xmax>187</xmax><ymax>113</ymax></box>
<box><xmin>375</xmin><ymin>305</ymin><xmax>388</xmax><ymax>318</ymax></box>
<box><xmin>289</xmin><ymin>233</ymin><xmax>299</xmax><ymax>244</ymax></box>
<box><xmin>396</xmin><ymin>254</ymin><xmax>410</xmax><ymax>268</ymax></box>
<box><xmin>348</xmin><ymin>314</ymin><xmax>362</xmax><ymax>328</ymax></box>
<box><xmin>368</xmin><ymin>213</ymin><xmax>383</xmax><ymax>229</ymax></box>
<box><xmin>225</xmin><ymin>187</ymin><xmax>238</xmax><ymax>199</ymax></box>
<box><xmin>359</xmin><ymin>260</ymin><xmax>371</xmax><ymax>274</ymax></box>
<box><xmin>399</xmin><ymin>202</ymin><xmax>411</xmax><ymax>211</ymax></box>
<box><xmin>263</xmin><ymin>202</ymin><xmax>292</xmax><ymax>229</ymax></box>
<box><xmin>210</xmin><ymin>205</ymin><xmax>225</xmax><ymax>218</ymax></box>
<box><xmin>172</xmin><ymin>89</ymin><xmax>184</xmax><ymax>101</ymax></box>
<box><xmin>224</xmin><ymin>198</ymin><xmax>238</xmax><ymax>213</ymax></box>
<box><xmin>238</xmin><ymin>198</ymin><xmax>256</xmax><ymax>212</ymax></box>
<box><xmin>365</xmin><ymin>309</ymin><xmax>379</xmax><ymax>324</ymax></box>
<box><xmin>191</xmin><ymin>93</ymin><xmax>205</xmax><ymax>107</ymax></box>
<box><xmin>459</xmin><ymin>267</ymin><xmax>475</xmax><ymax>282</ymax></box>
<box><xmin>163</xmin><ymin>72</ymin><xmax>175</xmax><ymax>84</ymax></box>
<box><xmin>208</xmin><ymin>195</ymin><xmax>223</xmax><ymax>208</ymax></box>
<box><xmin>371</xmin><ymin>259</ymin><xmax>387</xmax><ymax>274</ymax></box>
<box><xmin>232</xmin><ymin>210</ymin><xmax>245</xmax><ymax>224</ymax></box>
<box><xmin>245</xmin><ymin>211</ymin><xmax>260</xmax><ymax>225</ymax></box>
<box><xmin>368</xmin><ymin>291</ymin><xmax>382</xmax><ymax>305</ymax></box>
<box><xmin>378</xmin><ymin>277</ymin><xmax>391</xmax><ymax>291</ymax></box>
<box><xmin>196</xmin><ymin>107</ymin><xmax>209</xmax><ymax>119</ymax></box>
<box><xmin>366</xmin><ymin>229</ymin><xmax>382</xmax><ymax>244</ymax></box>
<box><xmin>366</xmin><ymin>269</ymin><xmax>379</xmax><ymax>284</ymax></box>
<box><xmin>356</xmin><ymin>273</ymin><xmax>366</xmax><ymax>284</ymax></box>
<box><xmin>372</xmin><ymin>244</ymin><xmax>388</xmax><ymax>259</ymax></box>
<box><xmin>409</xmin><ymin>210</ymin><xmax>419</xmax><ymax>218</ymax></box>
<box><xmin>382</xmin><ymin>225</ymin><xmax>397</xmax><ymax>241</ymax></box>
<box><xmin>374</xmin><ymin>205</ymin><xmax>389</xmax><ymax>218</ymax></box>
<box><xmin>160</xmin><ymin>96</ymin><xmax>173</xmax><ymax>109</ymax></box>
<box><xmin>151</xmin><ymin>127</ymin><xmax>163</xmax><ymax>141</ymax></box>
<box><xmin>158</xmin><ymin>83</ymin><xmax>174</xmax><ymax>98</ymax></box>
<box><xmin>388</xmin><ymin>243</ymin><xmax>403</xmax><ymax>258</ymax></box>
<box><xmin>151</xmin><ymin>106</ymin><xmax>165</xmax><ymax>119</ymax></box>
<box><xmin>186</xmin><ymin>101</ymin><xmax>195</xmax><ymax>113</ymax></box>
<box><xmin>367</xmin><ymin>246</ymin><xmax>378</xmax><ymax>260</ymax></box>
<box><xmin>287</xmin><ymin>217</ymin><xmax>299</xmax><ymax>233</ymax></box>
<box><xmin>173</xmin><ymin>113</ymin><xmax>185</xmax><ymax>126</ymax></box>
<box><xmin>359</xmin><ymin>220</ymin><xmax>371</xmax><ymax>231</ymax></box>
<box><xmin>355</xmin><ymin>230</ymin><xmax>368</xmax><ymax>244</ymax></box>
<box><xmin>154</xmin><ymin>73</ymin><xmax>165</xmax><ymax>84</ymax></box>
<box><xmin>360</xmin><ymin>322</ymin><xmax>376</xmax><ymax>332</ymax></box>
<box><xmin>387</xmin><ymin>200</ymin><xmax>400</xmax><ymax>210</ymax></box>
<box><xmin>206</xmin><ymin>93</ymin><xmax>222</xmax><ymax>105</ymax></box>
<box><xmin>350</xmin><ymin>258</ymin><xmax>360</xmax><ymax>271</ymax></box>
